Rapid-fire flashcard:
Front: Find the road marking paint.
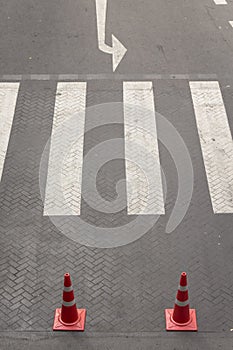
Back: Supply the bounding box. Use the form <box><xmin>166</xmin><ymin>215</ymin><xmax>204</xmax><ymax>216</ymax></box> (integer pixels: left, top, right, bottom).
<box><xmin>123</xmin><ymin>82</ymin><xmax>165</xmax><ymax>215</ymax></box>
<box><xmin>95</xmin><ymin>0</ymin><xmax>127</xmax><ymax>71</ymax></box>
<box><xmin>229</xmin><ymin>21</ymin><xmax>233</xmax><ymax>28</ymax></box>
<box><xmin>0</xmin><ymin>73</ymin><xmax>218</xmax><ymax>81</ymax></box>
<box><xmin>44</xmin><ymin>82</ymin><xmax>86</xmax><ymax>216</ymax></box>
<box><xmin>0</xmin><ymin>83</ymin><xmax>19</xmax><ymax>182</ymax></box>
<box><xmin>190</xmin><ymin>81</ymin><xmax>233</xmax><ymax>213</ymax></box>
<box><xmin>213</xmin><ymin>0</ymin><xmax>227</xmax><ymax>4</ymax></box>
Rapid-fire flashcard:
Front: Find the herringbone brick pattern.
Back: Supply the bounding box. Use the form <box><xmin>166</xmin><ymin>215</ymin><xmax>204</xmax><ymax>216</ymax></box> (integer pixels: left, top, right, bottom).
<box><xmin>0</xmin><ymin>80</ymin><xmax>232</xmax><ymax>333</ymax></box>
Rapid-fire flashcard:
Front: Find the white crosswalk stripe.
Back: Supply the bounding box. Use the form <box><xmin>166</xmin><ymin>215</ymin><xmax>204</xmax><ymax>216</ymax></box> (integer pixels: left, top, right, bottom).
<box><xmin>213</xmin><ymin>0</ymin><xmax>227</xmax><ymax>4</ymax></box>
<box><xmin>123</xmin><ymin>82</ymin><xmax>165</xmax><ymax>215</ymax></box>
<box><xmin>0</xmin><ymin>83</ymin><xmax>19</xmax><ymax>182</ymax></box>
<box><xmin>190</xmin><ymin>81</ymin><xmax>233</xmax><ymax>213</ymax></box>
<box><xmin>43</xmin><ymin>82</ymin><xmax>87</xmax><ymax>216</ymax></box>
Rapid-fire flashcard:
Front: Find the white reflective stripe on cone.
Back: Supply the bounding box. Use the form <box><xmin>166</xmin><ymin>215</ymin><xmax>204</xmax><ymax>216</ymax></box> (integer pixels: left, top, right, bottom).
<box><xmin>178</xmin><ymin>285</ymin><xmax>188</xmax><ymax>291</ymax></box>
<box><xmin>175</xmin><ymin>299</ymin><xmax>189</xmax><ymax>307</ymax></box>
<box><xmin>62</xmin><ymin>299</ymin><xmax>76</xmax><ymax>307</ymax></box>
<box><xmin>63</xmin><ymin>285</ymin><xmax>73</xmax><ymax>292</ymax></box>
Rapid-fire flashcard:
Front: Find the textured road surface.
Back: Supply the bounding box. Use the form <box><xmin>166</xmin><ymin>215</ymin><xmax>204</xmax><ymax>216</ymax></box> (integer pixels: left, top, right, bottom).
<box><xmin>0</xmin><ymin>0</ymin><xmax>233</xmax><ymax>349</ymax></box>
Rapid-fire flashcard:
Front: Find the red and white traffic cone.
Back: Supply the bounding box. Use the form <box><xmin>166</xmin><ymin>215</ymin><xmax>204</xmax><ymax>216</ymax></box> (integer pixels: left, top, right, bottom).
<box><xmin>165</xmin><ymin>272</ymin><xmax>197</xmax><ymax>331</ymax></box>
<box><xmin>53</xmin><ymin>273</ymin><xmax>86</xmax><ymax>331</ymax></box>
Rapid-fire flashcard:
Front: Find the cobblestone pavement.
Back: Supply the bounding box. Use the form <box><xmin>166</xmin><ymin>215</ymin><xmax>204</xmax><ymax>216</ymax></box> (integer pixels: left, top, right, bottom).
<box><xmin>0</xmin><ymin>79</ymin><xmax>232</xmax><ymax>336</ymax></box>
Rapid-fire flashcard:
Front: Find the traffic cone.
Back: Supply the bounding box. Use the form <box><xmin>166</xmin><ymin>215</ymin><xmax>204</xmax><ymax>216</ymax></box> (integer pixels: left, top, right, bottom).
<box><xmin>53</xmin><ymin>273</ymin><xmax>86</xmax><ymax>331</ymax></box>
<box><xmin>165</xmin><ymin>272</ymin><xmax>197</xmax><ymax>331</ymax></box>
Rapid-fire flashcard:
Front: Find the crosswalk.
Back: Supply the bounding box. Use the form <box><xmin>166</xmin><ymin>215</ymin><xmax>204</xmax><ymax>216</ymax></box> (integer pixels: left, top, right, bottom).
<box><xmin>0</xmin><ymin>80</ymin><xmax>233</xmax><ymax>216</ymax></box>
<box><xmin>123</xmin><ymin>82</ymin><xmax>165</xmax><ymax>215</ymax></box>
<box><xmin>44</xmin><ymin>82</ymin><xmax>86</xmax><ymax>216</ymax></box>
<box><xmin>0</xmin><ymin>83</ymin><xmax>19</xmax><ymax>182</ymax></box>
<box><xmin>190</xmin><ymin>81</ymin><xmax>233</xmax><ymax>213</ymax></box>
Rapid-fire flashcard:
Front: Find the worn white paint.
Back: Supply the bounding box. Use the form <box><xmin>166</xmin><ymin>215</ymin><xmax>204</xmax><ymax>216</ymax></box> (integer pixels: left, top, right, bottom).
<box><xmin>44</xmin><ymin>82</ymin><xmax>86</xmax><ymax>216</ymax></box>
<box><xmin>190</xmin><ymin>81</ymin><xmax>233</xmax><ymax>213</ymax></box>
<box><xmin>213</xmin><ymin>0</ymin><xmax>227</xmax><ymax>4</ymax></box>
<box><xmin>123</xmin><ymin>81</ymin><xmax>165</xmax><ymax>215</ymax></box>
<box><xmin>95</xmin><ymin>0</ymin><xmax>127</xmax><ymax>71</ymax></box>
<box><xmin>0</xmin><ymin>83</ymin><xmax>19</xmax><ymax>182</ymax></box>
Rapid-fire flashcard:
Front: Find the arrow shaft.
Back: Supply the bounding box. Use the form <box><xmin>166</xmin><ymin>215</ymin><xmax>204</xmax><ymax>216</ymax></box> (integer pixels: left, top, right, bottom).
<box><xmin>95</xmin><ymin>0</ymin><xmax>127</xmax><ymax>71</ymax></box>
<box><xmin>95</xmin><ymin>0</ymin><xmax>113</xmax><ymax>53</ymax></box>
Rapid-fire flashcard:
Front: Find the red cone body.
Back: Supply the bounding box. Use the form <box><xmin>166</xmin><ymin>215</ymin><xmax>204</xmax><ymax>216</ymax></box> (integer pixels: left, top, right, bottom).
<box><xmin>165</xmin><ymin>272</ymin><xmax>197</xmax><ymax>331</ymax></box>
<box><xmin>53</xmin><ymin>273</ymin><xmax>86</xmax><ymax>331</ymax></box>
<box><xmin>172</xmin><ymin>272</ymin><xmax>190</xmax><ymax>324</ymax></box>
<box><xmin>60</xmin><ymin>273</ymin><xmax>79</xmax><ymax>324</ymax></box>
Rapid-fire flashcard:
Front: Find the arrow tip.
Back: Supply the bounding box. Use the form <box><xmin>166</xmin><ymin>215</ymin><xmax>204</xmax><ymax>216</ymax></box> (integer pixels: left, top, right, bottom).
<box><xmin>112</xmin><ymin>35</ymin><xmax>127</xmax><ymax>72</ymax></box>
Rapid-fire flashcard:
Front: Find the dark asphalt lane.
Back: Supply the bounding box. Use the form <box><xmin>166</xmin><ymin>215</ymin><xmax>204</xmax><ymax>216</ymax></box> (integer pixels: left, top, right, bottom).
<box><xmin>0</xmin><ymin>0</ymin><xmax>233</xmax><ymax>75</ymax></box>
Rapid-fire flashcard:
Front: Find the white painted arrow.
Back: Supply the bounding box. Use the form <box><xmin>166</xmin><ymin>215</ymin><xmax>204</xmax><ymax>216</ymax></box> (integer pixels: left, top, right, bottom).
<box><xmin>95</xmin><ymin>0</ymin><xmax>127</xmax><ymax>71</ymax></box>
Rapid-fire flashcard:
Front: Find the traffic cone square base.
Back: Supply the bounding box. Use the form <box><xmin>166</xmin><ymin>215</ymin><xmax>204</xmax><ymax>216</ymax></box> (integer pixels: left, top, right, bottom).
<box><xmin>53</xmin><ymin>308</ymin><xmax>86</xmax><ymax>331</ymax></box>
<box><xmin>165</xmin><ymin>309</ymin><xmax>197</xmax><ymax>331</ymax></box>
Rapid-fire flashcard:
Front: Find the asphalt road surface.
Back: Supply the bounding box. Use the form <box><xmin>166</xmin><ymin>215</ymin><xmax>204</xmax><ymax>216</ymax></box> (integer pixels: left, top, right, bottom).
<box><xmin>0</xmin><ymin>0</ymin><xmax>233</xmax><ymax>349</ymax></box>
